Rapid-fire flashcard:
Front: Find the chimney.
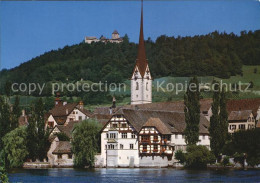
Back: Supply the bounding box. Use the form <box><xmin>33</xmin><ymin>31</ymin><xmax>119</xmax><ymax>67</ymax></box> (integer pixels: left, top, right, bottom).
<box><xmin>63</xmin><ymin>101</ymin><xmax>67</xmax><ymax>106</ymax></box>
<box><xmin>109</xmin><ymin>107</ymin><xmax>113</xmax><ymax>115</ymax></box>
<box><xmin>55</xmin><ymin>92</ymin><xmax>63</xmax><ymax>106</ymax></box>
<box><xmin>112</xmin><ymin>96</ymin><xmax>116</xmax><ymax>109</ymax></box>
<box><xmin>22</xmin><ymin>109</ymin><xmax>25</xmax><ymax>116</ymax></box>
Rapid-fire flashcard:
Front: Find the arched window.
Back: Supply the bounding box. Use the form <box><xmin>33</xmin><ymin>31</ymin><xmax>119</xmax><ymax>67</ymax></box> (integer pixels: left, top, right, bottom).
<box><xmin>136</xmin><ymin>82</ymin><xmax>139</xmax><ymax>90</ymax></box>
<box><xmin>146</xmin><ymin>82</ymin><xmax>148</xmax><ymax>91</ymax></box>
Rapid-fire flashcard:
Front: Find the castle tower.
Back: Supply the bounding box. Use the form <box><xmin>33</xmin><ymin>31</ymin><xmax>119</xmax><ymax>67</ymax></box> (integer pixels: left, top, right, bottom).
<box><xmin>131</xmin><ymin>0</ymin><xmax>152</xmax><ymax>105</ymax></box>
<box><xmin>112</xmin><ymin>30</ymin><xmax>120</xmax><ymax>39</ymax></box>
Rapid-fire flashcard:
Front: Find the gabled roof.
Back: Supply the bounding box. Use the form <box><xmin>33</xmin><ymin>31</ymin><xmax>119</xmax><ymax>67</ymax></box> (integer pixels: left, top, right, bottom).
<box><xmin>52</xmin><ymin>141</ymin><xmax>72</xmax><ymax>154</ymax></box>
<box><xmin>228</xmin><ymin>110</ymin><xmax>252</xmax><ymax>121</ymax></box>
<box><xmin>49</xmin><ymin>103</ymin><xmax>78</xmax><ymax>117</ymax></box>
<box><xmin>124</xmin><ymin>99</ymin><xmax>213</xmax><ymax>113</ymax></box>
<box><xmin>227</xmin><ymin>98</ymin><xmax>260</xmax><ymax>116</ymax></box>
<box><xmin>56</xmin><ymin>120</ymin><xmax>81</xmax><ymax>138</ymax></box>
<box><xmin>143</xmin><ymin>117</ymin><xmax>172</xmax><ymax>134</ymax></box>
<box><xmin>93</xmin><ymin>99</ymin><xmax>212</xmax><ymax>116</ymax></box>
<box><xmin>114</xmin><ymin>109</ymin><xmax>209</xmax><ymax>134</ymax></box>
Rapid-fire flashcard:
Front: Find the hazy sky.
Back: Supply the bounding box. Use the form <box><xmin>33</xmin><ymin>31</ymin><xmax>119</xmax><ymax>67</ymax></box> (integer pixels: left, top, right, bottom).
<box><xmin>1</xmin><ymin>0</ymin><xmax>260</xmax><ymax>70</ymax></box>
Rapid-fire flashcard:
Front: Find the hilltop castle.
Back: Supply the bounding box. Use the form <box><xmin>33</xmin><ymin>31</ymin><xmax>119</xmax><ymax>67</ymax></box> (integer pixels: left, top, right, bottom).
<box><xmin>85</xmin><ymin>30</ymin><xmax>123</xmax><ymax>44</ymax></box>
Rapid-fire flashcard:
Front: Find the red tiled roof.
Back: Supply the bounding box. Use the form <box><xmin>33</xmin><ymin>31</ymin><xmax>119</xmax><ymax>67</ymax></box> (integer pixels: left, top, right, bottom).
<box><xmin>227</xmin><ymin>98</ymin><xmax>260</xmax><ymax>116</ymax></box>
<box><xmin>49</xmin><ymin>103</ymin><xmax>78</xmax><ymax>117</ymax></box>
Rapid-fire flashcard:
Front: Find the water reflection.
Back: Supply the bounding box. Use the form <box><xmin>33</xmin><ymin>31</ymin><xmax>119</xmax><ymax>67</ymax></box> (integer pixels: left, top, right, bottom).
<box><xmin>8</xmin><ymin>168</ymin><xmax>260</xmax><ymax>183</ymax></box>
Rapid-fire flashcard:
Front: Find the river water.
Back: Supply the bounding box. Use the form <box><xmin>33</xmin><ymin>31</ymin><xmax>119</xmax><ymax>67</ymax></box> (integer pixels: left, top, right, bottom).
<box><xmin>8</xmin><ymin>168</ymin><xmax>260</xmax><ymax>182</ymax></box>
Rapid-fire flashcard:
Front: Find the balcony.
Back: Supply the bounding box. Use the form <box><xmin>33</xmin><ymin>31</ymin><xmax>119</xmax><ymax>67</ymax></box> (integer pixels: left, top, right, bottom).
<box><xmin>142</xmin><ymin>149</ymin><xmax>147</xmax><ymax>153</ymax></box>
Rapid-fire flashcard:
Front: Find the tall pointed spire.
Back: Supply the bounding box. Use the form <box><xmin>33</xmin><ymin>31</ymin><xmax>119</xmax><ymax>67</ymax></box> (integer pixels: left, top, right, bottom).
<box><xmin>136</xmin><ymin>0</ymin><xmax>148</xmax><ymax>78</ymax></box>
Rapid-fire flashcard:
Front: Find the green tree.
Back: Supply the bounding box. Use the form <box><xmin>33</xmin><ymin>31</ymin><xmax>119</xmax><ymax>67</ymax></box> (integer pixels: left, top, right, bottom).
<box><xmin>56</xmin><ymin>132</ymin><xmax>70</xmax><ymax>141</ymax></box>
<box><xmin>72</xmin><ymin>119</ymin><xmax>102</xmax><ymax>168</ymax></box>
<box><xmin>184</xmin><ymin>76</ymin><xmax>201</xmax><ymax>145</ymax></box>
<box><xmin>2</xmin><ymin>126</ymin><xmax>28</xmax><ymax>168</ymax></box>
<box><xmin>26</xmin><ymin>107</ymin><xmax>38</xmax><ymax>161</ymax></box>
<box><xmin>209</xmin><ymin>83</ymin><xmax>229</xmax><ymax>160</ymax></box>
<box><xmin>35</xmin><ymin>98</ymin><xmax>49</xmax><ymax>161</ymax></box>
<box><xmin>0</xmin><ymin>151</ymin><xmax>9</xmax><ymax>183</ymax></box>
<box><xmin>231</xmin><ymin>128</ymin><xmax>260</xmax><ymax>166</ymax></box>
<box><xmin>184</xmin><ymin>145</ymin><xmax>215</xmax><ymax>168</ymax></box>
<box><xmin>11</xmin><ymin>95</ymin><xmax>20</xmax><ymax>130</ymax></box>
<box><xmin>0</xmin><ymin>96</ymin><xmax>11</xmax><ymax>149</ymax></box>
<box><xmin>219</xmin><ymin>88</ymin><xmax>228</xmax><ymax>152</ymax></box>
<box><xmin>175</xmin><ymin>150</ymin><xmax>185</xmax><ymax>164</ymax></box>
<box><xmin>209</xmin><ymin>81</ymin><xmax>221</xmax><ymax>158</ymax></box>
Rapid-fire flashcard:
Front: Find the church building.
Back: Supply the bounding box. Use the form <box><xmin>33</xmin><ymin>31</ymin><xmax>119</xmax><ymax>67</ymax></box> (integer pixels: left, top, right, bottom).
<box><xmin>130</xmin><ymin>1</ymin><xmax>152</xmax><ymax>105</ymax></box>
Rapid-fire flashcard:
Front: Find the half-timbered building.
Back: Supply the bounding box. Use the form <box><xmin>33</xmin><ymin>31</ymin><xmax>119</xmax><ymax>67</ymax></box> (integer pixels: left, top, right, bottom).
<box><xmin>100</xmin><ymin>109</ymin><xmax>210</xmax><ymax>167</ymax></box>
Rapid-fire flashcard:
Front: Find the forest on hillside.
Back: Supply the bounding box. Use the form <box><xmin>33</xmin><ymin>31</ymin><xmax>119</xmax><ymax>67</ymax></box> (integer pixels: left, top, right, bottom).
<box><xmin>0</xmin><ymin>30</ymin><xmax>259</xmax><ymax>97</ymax></box>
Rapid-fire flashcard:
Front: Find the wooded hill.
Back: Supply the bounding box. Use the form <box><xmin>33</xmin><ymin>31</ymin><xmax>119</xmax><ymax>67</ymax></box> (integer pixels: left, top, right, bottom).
<box><xmin>0</xmin><ymin>30</ymin><xmax>259</xmax><ymax>95</ymax></box>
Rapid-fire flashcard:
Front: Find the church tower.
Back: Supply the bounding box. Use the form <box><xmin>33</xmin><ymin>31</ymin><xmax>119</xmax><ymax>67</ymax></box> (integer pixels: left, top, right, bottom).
<box><xmin>131</xmin><ymin>0</ymin><xmax>152</xmax><ymax>105</ymax></box>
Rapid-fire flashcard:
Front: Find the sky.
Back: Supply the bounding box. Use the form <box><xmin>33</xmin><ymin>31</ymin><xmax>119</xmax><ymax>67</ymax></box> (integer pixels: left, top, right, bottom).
<box><xmin>1</xmin><ymin>0</ymin><xmax>260</xmax><ymax>70</ymax></box>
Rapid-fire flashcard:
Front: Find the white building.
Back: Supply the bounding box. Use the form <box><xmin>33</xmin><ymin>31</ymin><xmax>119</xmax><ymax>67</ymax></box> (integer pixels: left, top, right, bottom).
<box><xmin>45</xmin><ymin>98</ymin><xmax>92</xmax><ymax>129</ymax></box>
<box><xmin>100</xmin><ymin>109</ymin><xmax>210</xmax><ymax>167</ymax></box>
<box><xmin>228</xmin><ymin>110</ymin><xmax>256</xmax><ymax>133</ymax></box>
<box><xmin>85</xmin><ymin>30</ymin><xmax>123</xmax><ymax>44</ymax></box>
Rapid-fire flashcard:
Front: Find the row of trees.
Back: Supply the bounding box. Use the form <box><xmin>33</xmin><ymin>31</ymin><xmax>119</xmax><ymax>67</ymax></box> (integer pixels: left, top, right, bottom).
<box><xmin>0</xmin><ymin>97</ymin><xmax>50</xmax><ymax>170</ymax></box>
<box><xmin>179</xmin><ymin>77</ymin><xmax>229</xmax><ymax>168</ymax></box>
<box><xmin>1</xmin><ymin>30</ymin><xmax>260</xmax><ymax>96</ymax></box>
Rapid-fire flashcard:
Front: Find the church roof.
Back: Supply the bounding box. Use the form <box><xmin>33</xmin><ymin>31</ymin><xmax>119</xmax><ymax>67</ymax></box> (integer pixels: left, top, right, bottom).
<box><xmin>134</xmin><ymin>0</ymin><xmax>148</xmax><ymax>78</ymax></box>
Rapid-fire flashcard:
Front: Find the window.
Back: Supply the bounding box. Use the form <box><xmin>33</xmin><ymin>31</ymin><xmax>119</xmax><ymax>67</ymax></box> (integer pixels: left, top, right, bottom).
<box><xmin>182</xmin><ymin>135</ymin><xmax>185</xmax><ymax>139</ymax></box>
<box><xmin>120</xmin><ymin>144</ymin><xmax>124</xmax><ymax>149</ymax></box>
<box><xmin>109</xmin><ymin>133</ymin><xmax>116</xmax><ymax>139</ymax></box>
<box><xmin>142</xmin><ymin>145</ymin><xmax>147</xmax><ymax>152</ymax></box>
<box><xmin>136</xmin><ymin>82</ymin><xmax>139</xmax><ymax>90</ymax></box>
<box><xmin>69</xmin><ymin>118</ymin><xmax>73</xmax><ymax>121</ymax></box>
<box><xmin>248</xmin><ymin>117</ymin><xmax>251</xmax><ymax>122</ymax></box>
<box><xmin>154</xmin><ymin>135</ymin><xmax>158</xmax><ymax>142</ymax></box>
<box><xmin>79</xmin><ymin>116</ymin><xmax>82</xmax><ymax>121</ymax></box>
<box><xmin>106</xmin><ymin>133</ymin><xmax>109</xmax><ymax>139</ymax></box>
<box><xmin>202</xmin><ymin>135</ymin><xmax>205</xmax><ymax>140</ymax></box>
<box><xmin>122</xmin><ymin>133</ymin><xmax>127</xmax><ymax>138</ymax></box>
<box><xmin>141</xmin><ymin>135</ymin><xmax>149</xmax><ymax>142</ymax></box>
<box><xmin>68</xmin><ymin>154</ymin><xmax>73</xmax><ymax>159</ymax></box>
<box><xmin>58</xmin><ymin>154</ymin><xmax>62</xmax><ymax>159</ymax></box>
<box><xmin>239</xmin><ymin>124</ymin><xmax>246</xmax><ymax>129</ymax></box>
<box><xmin>108</xmin><ymin>144</ymin><xmax>115</xmax><ymax>149</ymax></box>
<box><xmin>146</xmin><ymin>82</ymin><xmax>148</xmax><ymax>91</ymax></box>
<box><xmin>121</xmin><ymin>123</ymin><xmax>127</xmax><ymax>128</ymax></box>
<box><xmin>48</xmin><ymin>121</ymin><xmax>54</xmax><ymax>128</ymax></box>
<box><xmin>131</xmin><ymin>132</ymin><xmax>135</xmax><ymax>139</ymax></box>
<box><xmin>130</xmin><ymin>144</ymin><xmax>134</xmax><ymax>149</ymax></box>
<box><xmin>230</xmin><ymin>125</ymin><xmax>236</xmax><ymax>130</ymax></box>
<box><xmin>153</xmin><ymin>145</ymin><xmax>158</xmax><ymax>152</ymax></box>
<box><xmin>113</xmin><ymin>124</ymin><xmax>118</xmax><ymax>128</ymax></box>
<box><xmin>175</xmin><ymin>134</ymin><xmax>178</xmax><ymax>139</ymax></box>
